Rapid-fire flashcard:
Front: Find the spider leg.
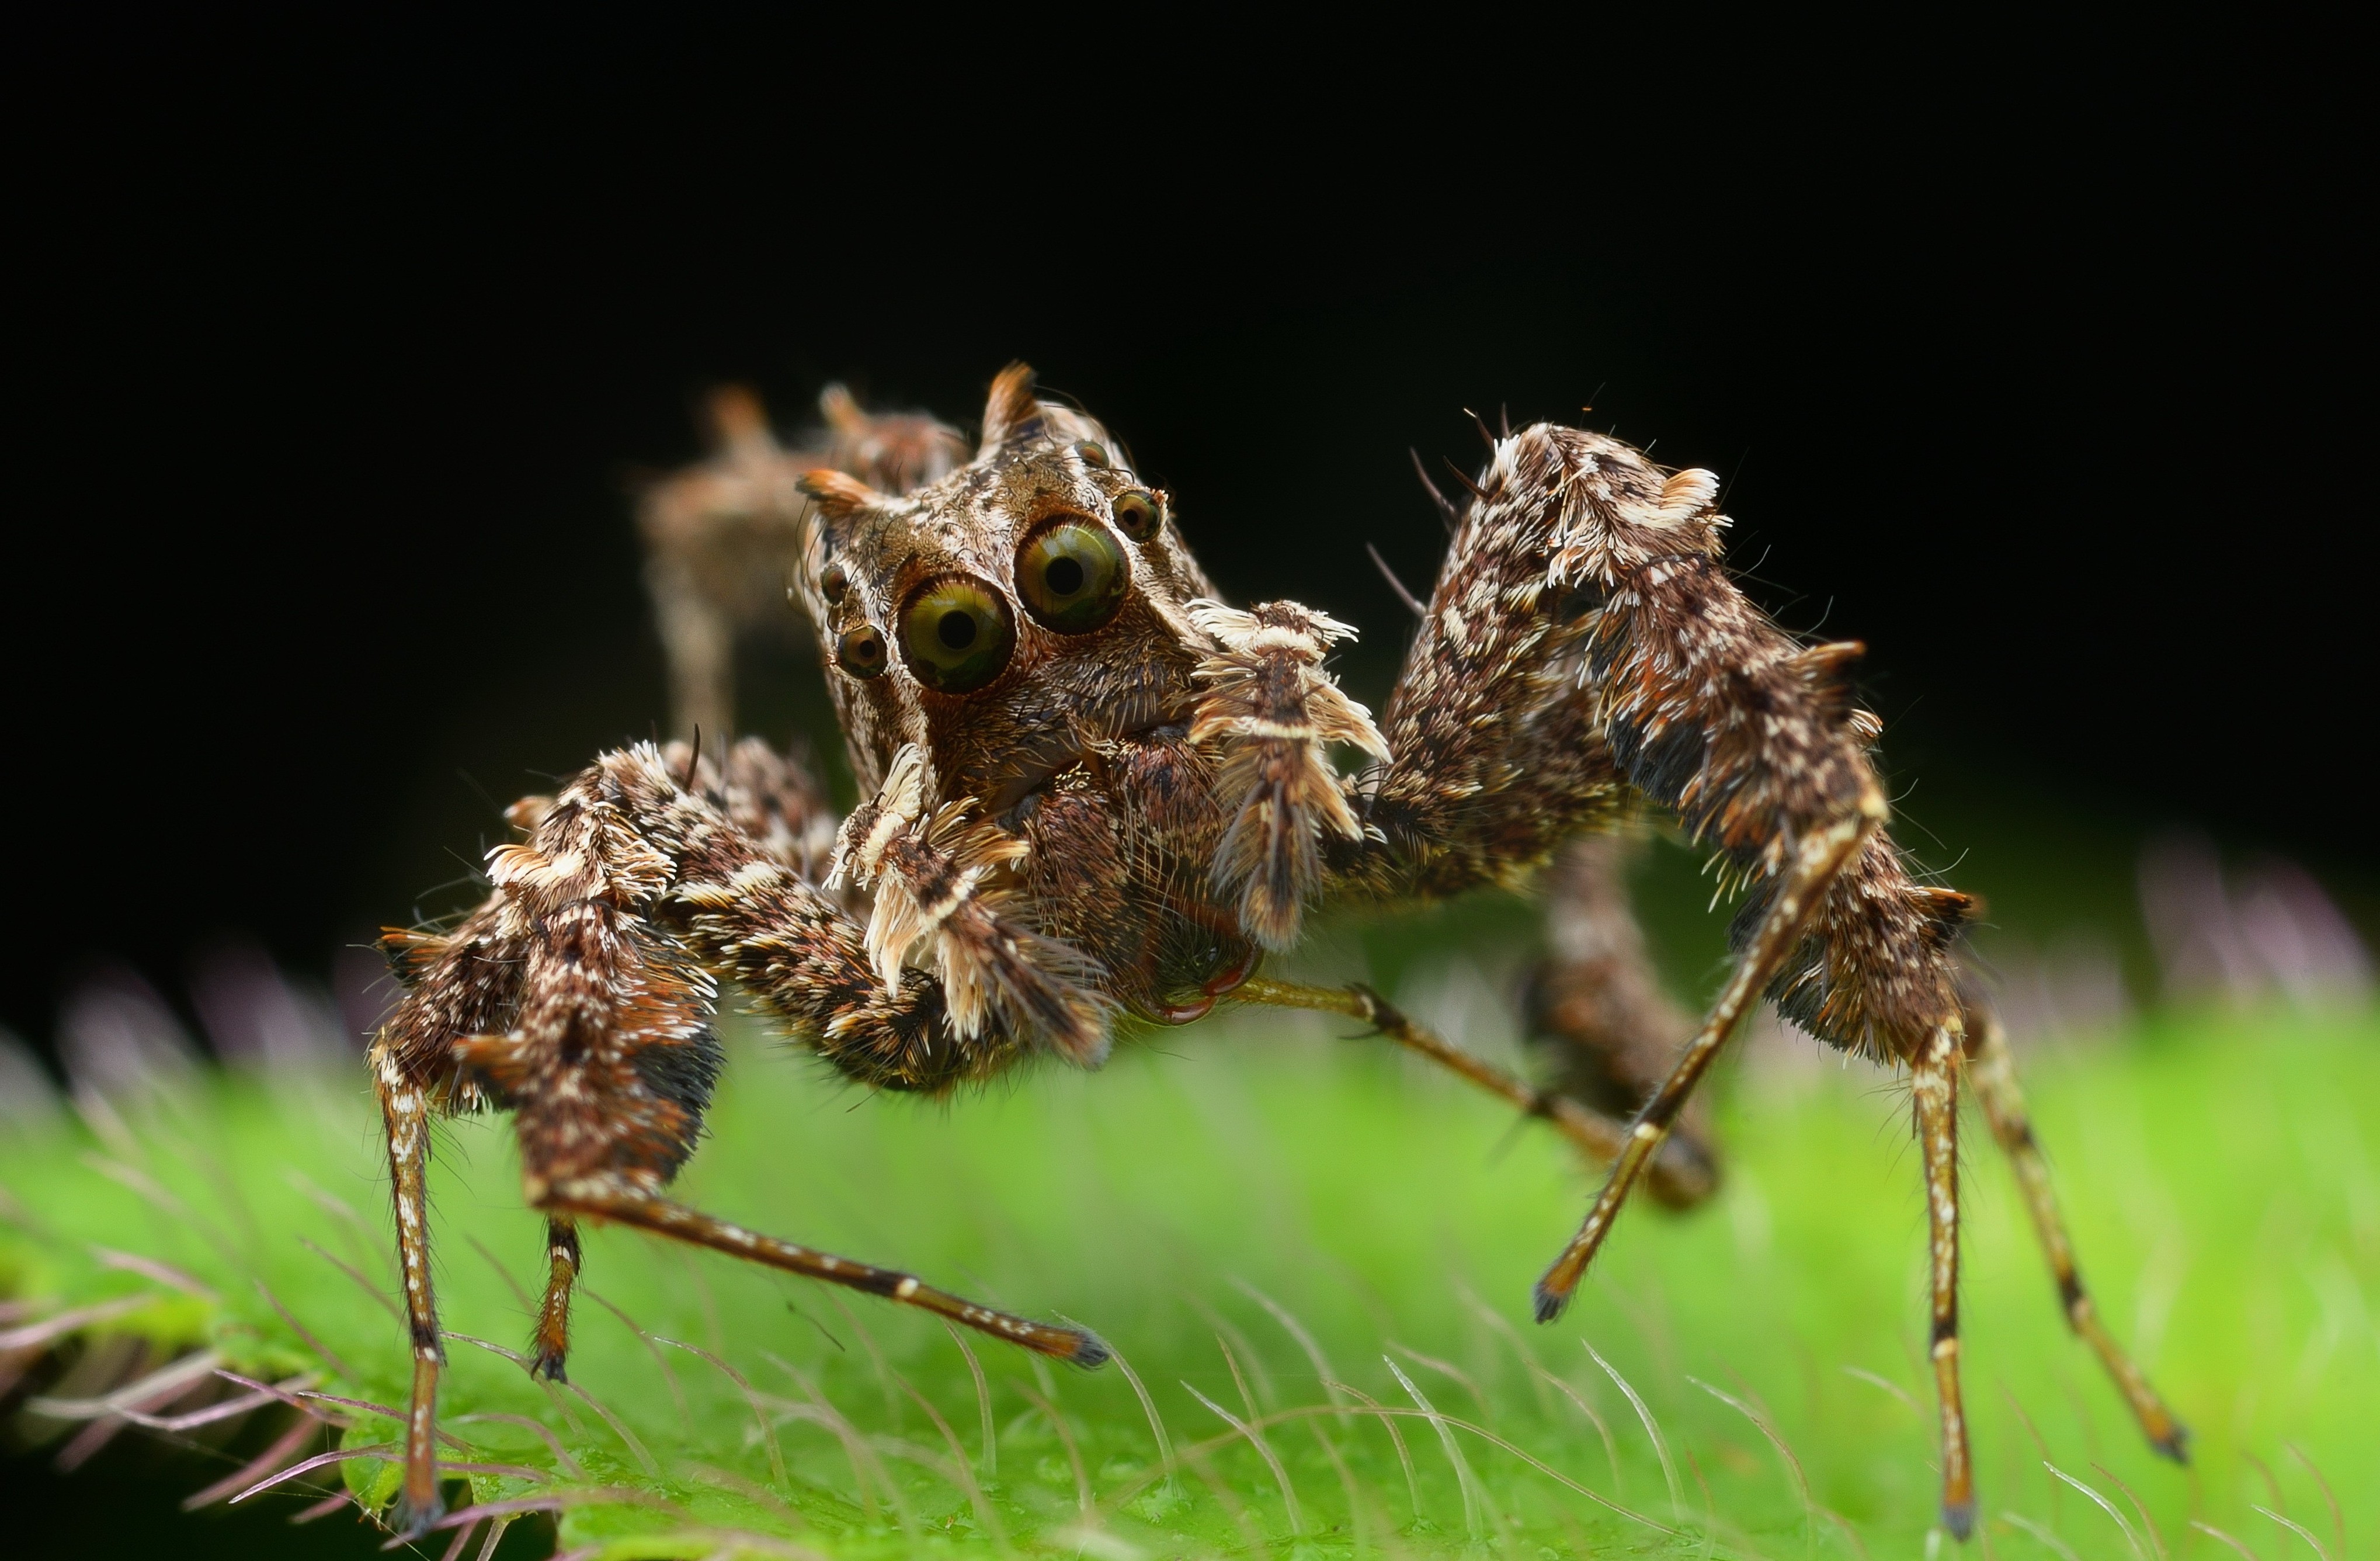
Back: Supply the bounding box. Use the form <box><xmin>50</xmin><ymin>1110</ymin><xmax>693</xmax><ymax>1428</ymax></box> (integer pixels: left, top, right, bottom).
<box><xmin>541</xmin><ymin>1181</ymin><xmax>1106</xmax><ymax>1364</ymax></box>
<box><xmin>1526</xmin><ymin>834</ymin><xmax>1719</xmax><ymax>1205</ymax></box>
<box><xmin>373</xmin><ymin>891</ymin><xmax>536</xmax><ymax>1534</ymax></box>
<box><xmin>1312</xmin><ymin>433</ymin><xmax>1722</xmax><ymax>1205</ymax></box>
<box><xmin>1368</xmin><ymin>418</ymin><xmax>2015</xmax><ymax>1535</ymax></box>
<box><xmin>1231</xmin><ymin>976</ymin><xmax>1718</xmax><ymax>1206</ymax></box>
<box><xmin>1531</xmin><ymin>794</ymin><xmax>1879</xmax><ymax>1318</ymax></box>
<box><xmin>529</xmin><ymin>1218</ymin><xmax>579</xmax><ymax>1382</ymax></box>
<box><xmin>1914</xmin><ymin>1021</ymin><xmax>1976</xmax><ymax>1539</ymax></box>
<box><xmin>1964</xmin><ymin>1001</ymin><xmax>2189</xmax><ymax>1459</ymax></box>
<box><xmin>369</xmin><ymin>739</ymin><xmax>1099</xmax><ymax>1535</ymax></box>
<box><xmin>371</xmin><ymin>1050</ymin><xmax>450</xmax><ymax>1535</ymax></box>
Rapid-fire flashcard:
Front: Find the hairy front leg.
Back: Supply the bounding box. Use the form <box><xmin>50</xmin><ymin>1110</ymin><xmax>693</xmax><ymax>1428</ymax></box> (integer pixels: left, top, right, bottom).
<box><xmin>369</xmin><ymin>738</ymin><xmax>1102</xmax><ymax>1534</ymax></box>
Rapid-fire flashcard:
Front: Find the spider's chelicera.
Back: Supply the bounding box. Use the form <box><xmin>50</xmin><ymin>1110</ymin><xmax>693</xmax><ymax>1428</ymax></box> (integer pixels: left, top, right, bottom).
<box><xmin>371</xmin><ymin>365</ymin><xmax>2184</xmax><ymax>1539</ymax></box>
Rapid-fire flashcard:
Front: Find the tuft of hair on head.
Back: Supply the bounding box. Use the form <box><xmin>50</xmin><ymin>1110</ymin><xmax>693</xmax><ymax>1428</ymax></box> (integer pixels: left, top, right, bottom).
<box><xmin>798</xmin><ymin>468</ymin><xmax>886</xmax><ymax>523</ymax></box>
<box><xmin>979</xmin><ymin>361</ymin><xmax>1044</xmax><ymax>454</ymax></box>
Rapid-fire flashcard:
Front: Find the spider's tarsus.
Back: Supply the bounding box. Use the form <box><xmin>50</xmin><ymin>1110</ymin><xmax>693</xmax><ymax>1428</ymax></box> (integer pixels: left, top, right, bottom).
<box><xmin>2150</xmin><ymin>1424</ymin><xmax>2192</xmax><ymax>1463</ymax></box>
<box><xmin>1059</xmin><ymin>1327</ymin><xmax>1112</xmax><ymax>1369</ymax></box>
<box><xmin>1940</xmin><ymin>1496</ymin><xmax>1977</xmax><ymax>1542</ymax></box>
<box><xmin>388</xmin><ymin>1489</ymin><xmax>447</xmax><ymax>1542</ymax></box>
<box><xmin>1528</xmin><ymin>1281</ymin><xmax>1570</xmax><ymax>1325</ymax></box>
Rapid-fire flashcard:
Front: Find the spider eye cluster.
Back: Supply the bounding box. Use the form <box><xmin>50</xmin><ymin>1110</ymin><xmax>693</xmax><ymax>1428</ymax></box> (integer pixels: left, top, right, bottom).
<box><xmin>827</xmin><ymin>484</ymin><xmax>1170</xmax><ymax>692</ymax></box>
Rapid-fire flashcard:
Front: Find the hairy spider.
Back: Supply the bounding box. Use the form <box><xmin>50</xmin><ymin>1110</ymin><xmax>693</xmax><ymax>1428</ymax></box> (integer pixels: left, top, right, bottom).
<box><xmin>371</xmin><ymin>364</ymin><xmax>2184</xmax><ymax>1540</ymax></box>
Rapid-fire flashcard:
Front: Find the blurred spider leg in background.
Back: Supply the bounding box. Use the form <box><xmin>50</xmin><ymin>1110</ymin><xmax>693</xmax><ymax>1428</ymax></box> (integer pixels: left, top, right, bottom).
<box><xmin>638</xmin><ymin>383</ymin><xmax>966</xmax><ymax>742</ymax></box>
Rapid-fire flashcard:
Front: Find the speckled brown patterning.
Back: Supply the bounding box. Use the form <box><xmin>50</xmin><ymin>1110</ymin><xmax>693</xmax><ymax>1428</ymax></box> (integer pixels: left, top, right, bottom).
<box><xmin>369</xmin><ymin>366</ymin><xmax>2183</xmax><ymax>1541</ymax></box>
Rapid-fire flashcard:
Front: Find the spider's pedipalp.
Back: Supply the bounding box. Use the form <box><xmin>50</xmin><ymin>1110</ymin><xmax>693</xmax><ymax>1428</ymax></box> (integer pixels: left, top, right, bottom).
<box><xmin>826</xmin><ymin>744</ymin><xmax>1113</xmax><ymax>1064</ymax></box>
<box><xmin>1190</xmin><ymin>598</ymin><xmax>1387</xmax><ymax>948</ymax></box>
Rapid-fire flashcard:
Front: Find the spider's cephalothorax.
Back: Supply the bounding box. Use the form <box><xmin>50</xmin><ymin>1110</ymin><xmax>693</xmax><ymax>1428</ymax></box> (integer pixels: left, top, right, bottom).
<box><xmin>369</xmin><ymin>364</ymin><xmax>2185</xmax><ymax>1542</ymax></box>
<box><xmin>787</xmin><ymin>378</ymin><xmax>1259</xmax><ymax>1052</ymax></box>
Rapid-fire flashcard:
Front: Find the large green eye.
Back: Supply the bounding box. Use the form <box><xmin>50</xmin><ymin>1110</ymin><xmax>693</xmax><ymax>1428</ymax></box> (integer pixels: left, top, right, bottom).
<box><xmin>1016</xmin><ymin>515</ymin><xmax>1128</xmax><ymax>633</ymax></box>
<box><xmin>899</xmin><ymin>575</ymin><xmax>1014</xmax><ymax>693</ymax></box>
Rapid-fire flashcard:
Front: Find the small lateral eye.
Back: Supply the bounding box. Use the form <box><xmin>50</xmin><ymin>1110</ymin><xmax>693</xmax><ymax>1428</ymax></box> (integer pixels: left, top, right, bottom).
<box><xmin>900</xmin><ymin>575</ymin><xmax>1015</xmax><ymax>693</ymax></box>
<box><xmin>1016</xmin><ymin>515</ymin><xmax>1129</xmax><ymax>633</ymax></box>
<box><xmin>836</xmin><ymin>622</ymin><xmax>888</xmax><ymax>677</ymax></box>
<box><xmin>819</xmin><ymin>561</ymin><xmax>849</xmax><ymax>604</ymax></box>
<box><xmin>1112</xmin><ymin>488</ymin><xmax>1163</xmax><ymax>542</ymax></box>
<box><xmin>1072</xmin><ymin>440</ymin><xmax>1111</xmax><ymax>469</ymax></box>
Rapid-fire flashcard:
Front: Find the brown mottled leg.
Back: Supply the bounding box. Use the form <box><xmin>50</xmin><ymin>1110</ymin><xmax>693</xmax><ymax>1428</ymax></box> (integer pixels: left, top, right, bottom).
<box><xmin>372</xmin><ymin>1048</ymin><xmax>447</xmax><ymax>1538</ymax></box>
<box><xmin>530</xmin><ymin>1218</ymin><xmax>580</xmax><ymax>1382</ymax></box>
<box><xmin>1965</xmin><ymin>1005</ymin><xmax>2189</xmax><ymax>1459</ymax></box>
<box><xmin>1527</xmin><ymin>834</ymin><xmax>1719</xmax><ymax>1206</ymax></box>
<box><xmin>542</xmin><ymin>1181</ymin><xmax>1107</xmax><ymax>1365</ymax></box>
<box><xmin>1533</xmin><ymin>799</ymin><xmax>1880</xmax><ymax>1320</ymax></box>
<box><xmin>1913</xmin><ymin>1022</ymin><xmax>1977</xmax><ymax>1541</ymax></box>
<box><xmin>1231</xmin><ymin>976</ymin><xmax>1717</xmax><ymax>1206</ymax></box>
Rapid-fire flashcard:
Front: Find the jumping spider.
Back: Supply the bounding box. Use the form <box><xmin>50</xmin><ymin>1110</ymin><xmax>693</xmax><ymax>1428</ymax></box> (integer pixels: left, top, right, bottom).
<box><xmin>372</xmin><ymin>364</ymin><xmax>2185</xmax><ymax>1540</ymax></box>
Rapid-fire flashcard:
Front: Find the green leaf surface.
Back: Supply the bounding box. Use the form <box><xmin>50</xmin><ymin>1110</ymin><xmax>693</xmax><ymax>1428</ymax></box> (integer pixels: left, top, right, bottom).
<box><xmin>5</xmin><ymin>1005</ymin><xmax>2374</xmax><ymax>1558</ymax></box>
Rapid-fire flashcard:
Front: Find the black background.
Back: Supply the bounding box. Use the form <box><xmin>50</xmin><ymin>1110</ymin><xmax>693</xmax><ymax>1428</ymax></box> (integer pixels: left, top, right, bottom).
<box><xmin>2</xmin><ymin>17</ymin><xmax>2369</xmax><ymax>1053</ymax></box>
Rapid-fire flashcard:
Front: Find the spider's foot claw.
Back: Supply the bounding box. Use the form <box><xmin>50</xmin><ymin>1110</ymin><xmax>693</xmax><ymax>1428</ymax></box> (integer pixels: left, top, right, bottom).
<box><xmin>1940</xmin><ymin>1496</ymin><xmax>1977</xmax><ymax>1542</ymax></box>
<box><xmin>1061</xmin><ymin>1327</ymin><xmax>1111</xmax><ymax>1369</ymax></box>
<box><xmin>387</xmin><ymin>1489</ymin><xmax>447</xmax><ymax>1541</ymax></box>
<box><xmin>2150</xmin><ymin>1422</ymin><xmax>2191</xmax><ymax>1463</ymax></box>
<box><xmin>1530</xmin><ymin>1280</ymin><xmax>1571</xmax><ymax>1325</ymax></box>
<box><xmin>529</xmin><ymin>1351</ymin><xmax>568</xmax><ymax>1383</ymax></box>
